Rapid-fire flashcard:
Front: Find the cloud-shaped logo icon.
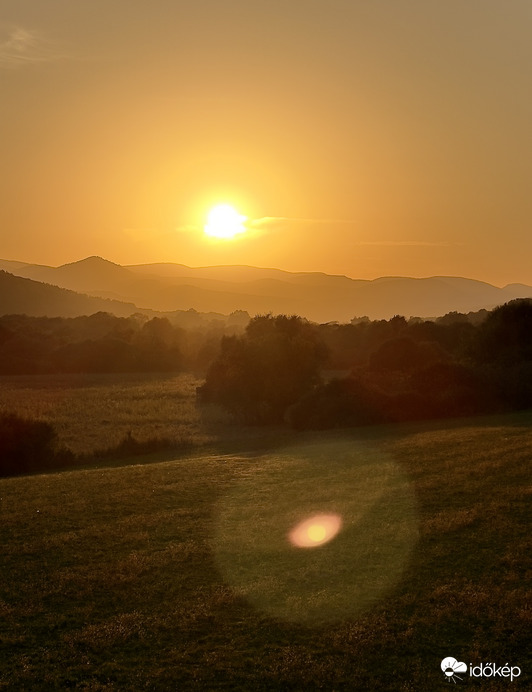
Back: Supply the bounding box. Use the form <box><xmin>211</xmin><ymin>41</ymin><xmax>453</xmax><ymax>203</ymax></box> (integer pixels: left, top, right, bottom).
<box><xmin>441</xmin><ymin>657</ymin><xmax>467</xmax><ymax>682</ymax></box>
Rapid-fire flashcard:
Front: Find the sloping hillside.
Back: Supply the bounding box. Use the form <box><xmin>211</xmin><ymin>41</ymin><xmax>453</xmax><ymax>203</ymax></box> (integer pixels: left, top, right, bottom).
<box><xmin>0</xmin><ymin>271</ymin><xmax>144</xmax><ymax>318</ymax></box>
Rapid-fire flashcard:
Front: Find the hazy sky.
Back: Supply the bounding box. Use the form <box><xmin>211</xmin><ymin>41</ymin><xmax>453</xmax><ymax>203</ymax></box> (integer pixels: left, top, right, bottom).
<box><xmin>2</xmin><ymin>0</ymin><xmax>531</xmax><ymax>284</ymax></box>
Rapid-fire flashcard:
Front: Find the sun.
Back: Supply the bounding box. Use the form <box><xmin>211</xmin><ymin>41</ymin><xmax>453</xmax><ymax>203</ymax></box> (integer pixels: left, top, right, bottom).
<box><xmin>204</xmin><ymin>204</ymin><xmax>248</xmax><ymax>239</ymax></box>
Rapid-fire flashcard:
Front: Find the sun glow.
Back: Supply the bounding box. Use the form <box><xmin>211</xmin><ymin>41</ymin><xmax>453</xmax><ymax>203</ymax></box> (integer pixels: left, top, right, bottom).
<box><xmin>204</xmin><ymin>204</ymin><xmax>248</xmax><ymax>239</ymax></box>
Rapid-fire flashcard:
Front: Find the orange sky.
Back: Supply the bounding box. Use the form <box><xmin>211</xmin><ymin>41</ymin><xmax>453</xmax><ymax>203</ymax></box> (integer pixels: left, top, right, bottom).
<box><xmin>1</xmin><ymin>1</ymin><xmax>531</xmax><ymax>285</ymax></box>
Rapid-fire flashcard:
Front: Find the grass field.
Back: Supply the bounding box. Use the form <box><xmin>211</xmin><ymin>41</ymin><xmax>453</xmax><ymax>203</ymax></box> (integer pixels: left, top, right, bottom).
<box><xmin>0</xmin><ymin>373</ymin><xmax>212</xmax><ymax>455</ymax></box>
<box><xmin>0</xmin><ymin>375</ymin><xmax>531</xmax><ymax>689</ymax></box>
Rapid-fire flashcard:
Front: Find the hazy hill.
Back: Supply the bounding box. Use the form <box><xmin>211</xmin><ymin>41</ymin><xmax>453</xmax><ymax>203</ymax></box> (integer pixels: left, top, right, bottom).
<box><xmin>0</xmin><ymin>270</ymin><xmax>240</xmax><ymax>326</ymax></box>
<box><xmin>0</xmin><ymin>257</ymin><xmax>148</xmax><ymax>300</ymax></box>
<box><xmin>0</xmin><ymin>271</ymin><xmax>145</xmax><ymax>318</ymax></box>
<box><xmin>2</xmin><ymin>257</ymin><xmax>532</xmax><ymax>322</ymax></box>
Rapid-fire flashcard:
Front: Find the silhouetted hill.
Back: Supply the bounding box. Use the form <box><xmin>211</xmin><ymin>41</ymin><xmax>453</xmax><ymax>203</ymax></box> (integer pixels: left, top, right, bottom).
<box><xmin>502</xmin><ymin>283</ymin><xmax>532</xmax><ymax>300</ymax></box>
<box><xmin>127</xmin><ymin>264</ymin><xmax>532</xmax><ymax>320</ymax></box>
<box><xmin>0</xmin><ymin>271</ymin><xmax>241</xmax><ymax>326</ymax></box>
<box><xmin>128</xmin><ymin>262</ymin><xmax>296</xmax><ymax>282</ymax></box>
<box><xmin>125</xmin><ymin>265</ymin><xmax>532</xmax><ymax>320</ymax></box>
<box><xmin>0</xmin><ymin>256</ymin><xmax>141</xmax><ymax>296</ymax></box>
<box><xmin>2</xmin><ymin>257</ymin><xmax>532</xmax><ymax>322</ymax></box>
<box><xmin>0</xmin><ymin>271</ymin><xmax>145</xmax><ymax>318</ymax></box>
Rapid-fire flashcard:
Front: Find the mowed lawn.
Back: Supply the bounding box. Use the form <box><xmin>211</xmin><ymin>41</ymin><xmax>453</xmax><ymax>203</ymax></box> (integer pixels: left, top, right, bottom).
<box><xmin>0</xmin><ymin>410</ymin><xmax>531</xmax><ymax>690</ymax></box>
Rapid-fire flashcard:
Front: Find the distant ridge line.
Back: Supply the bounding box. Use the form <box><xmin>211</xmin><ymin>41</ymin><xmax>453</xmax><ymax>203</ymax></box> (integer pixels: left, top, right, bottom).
<box><xmin>1</xmin><ymin>257</ymin><xmax>532</xmax><ymax>322</ymax></box>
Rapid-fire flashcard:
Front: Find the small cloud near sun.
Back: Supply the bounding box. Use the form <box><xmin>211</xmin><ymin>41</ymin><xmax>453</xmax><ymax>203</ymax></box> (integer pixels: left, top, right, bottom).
<box><xmin>175</xmin><ymin>213</ymin><xmax>356</xmax><ymax>241</ymax></box>
<box><xmin>0</xmin><ymin>25</ymin><xmax>62</xmax><ymax>68</ymax></box>
<box><xmin>248</xmin><ymin>216</ymin><xmax>356</xmax><ymax>231</ymax></box>
<box><xmin>358</xmin><ymin>240</ymin><xmax>462</xmax><ymax>247</ymax></box>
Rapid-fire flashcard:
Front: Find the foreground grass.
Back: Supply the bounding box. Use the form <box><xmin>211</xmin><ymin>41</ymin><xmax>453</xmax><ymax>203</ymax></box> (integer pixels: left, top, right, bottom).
<box><xmin>0</xmin><ymin>412</ymin><xmax>531</xmax><ymax>690</ymax></box>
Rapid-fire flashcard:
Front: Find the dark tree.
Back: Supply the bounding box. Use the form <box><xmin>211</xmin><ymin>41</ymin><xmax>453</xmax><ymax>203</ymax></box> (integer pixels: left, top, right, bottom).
<box><xmin>285</xmin><ymin>376</ymin><xmax>386</xmax><ymax>430</ymax></box>
<box><xmin>197</xmin><ymin>314</ymin><xmax>328</xmax><ymax>423</ymax></box>
<box><xmin>133</xmin><ymin>317</ymin><xmax>183</xmax><ymax>371</ymax></box>
<box><xmin>369</xmin><ymin>336</ymin><xmax>446</xmax><ymax>374</ymax></box>
<box><xmin>472</xmin><ymin>299</ymin><xmax>532</xmax><ymax>364</ymax></box>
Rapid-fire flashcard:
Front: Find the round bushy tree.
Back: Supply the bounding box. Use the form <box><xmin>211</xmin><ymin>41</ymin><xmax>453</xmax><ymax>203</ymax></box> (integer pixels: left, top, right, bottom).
<box><xmin>197</xmin><ymin>314</ymin><xmax>328</xmax><ymax>423</ymax></box>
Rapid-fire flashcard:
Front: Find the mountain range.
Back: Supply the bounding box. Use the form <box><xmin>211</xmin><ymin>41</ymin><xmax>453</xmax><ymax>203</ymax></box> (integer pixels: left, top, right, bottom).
<box><xmin>1</xmin><ymin>256</ymin><xmax>532</xmax><ymax>323</ymax></box>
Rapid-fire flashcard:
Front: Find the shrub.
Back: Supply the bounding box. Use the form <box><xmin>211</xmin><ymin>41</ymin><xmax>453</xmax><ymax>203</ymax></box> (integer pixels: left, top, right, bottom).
<box><xmin>91</xmin><ymin>431</ymin><xmax>190</xmax><ymax>459</ymax></box>
<box><xmin>0</xmin><ymin>412</ymin><xmax>59</xmax><ymax>476</ymax></box>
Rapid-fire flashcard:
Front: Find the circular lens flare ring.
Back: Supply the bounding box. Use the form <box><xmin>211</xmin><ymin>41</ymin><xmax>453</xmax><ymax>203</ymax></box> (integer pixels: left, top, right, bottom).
<box><xmin>289</xmin><ymin>513</ymin><xmax>343</xmax><ymax>548</ymax></box>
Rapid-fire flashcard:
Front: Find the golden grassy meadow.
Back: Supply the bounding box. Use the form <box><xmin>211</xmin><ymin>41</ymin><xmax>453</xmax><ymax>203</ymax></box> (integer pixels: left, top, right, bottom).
<box><xmin>0</xmin><ymin>374</ymin><xmax>530</xmax><ymax>689</ymax></box>
<box><xmin>0</xmin><ymin>373</ymin><xmax>210</xmax><ymax>456</ymax></box>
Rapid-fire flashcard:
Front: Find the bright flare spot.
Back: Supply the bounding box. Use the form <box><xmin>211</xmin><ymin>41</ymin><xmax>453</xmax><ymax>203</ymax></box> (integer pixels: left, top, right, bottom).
<box><xmin>307</xmin><ymin>524</ymin><xmax>327</xmax><ymax>542</ymax></box>
<box><xmin>204</xmin><ymin>204</ymin><xmax>247</xmax><ymax>239</ymax></box>
<box><xmin>289</xmin><ymin>513</ymin><xmax>342</xmax><ymax>548</ymax></box>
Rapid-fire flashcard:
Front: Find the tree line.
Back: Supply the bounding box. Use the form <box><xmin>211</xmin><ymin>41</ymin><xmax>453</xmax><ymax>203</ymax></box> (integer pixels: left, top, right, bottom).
<box><xmin>2</xmin><ymin>299</ymin><xmax>532</xmax><ymax>476</ymax></box>
<box><xmin>0</xmin><ymin>312</ymin><xmax>244</xmax><ymax>375</ymax></box>
<box><xmin>198</xmin><ymin>300</ymin><xmax>532</xmax><ymax>428</ymax></box>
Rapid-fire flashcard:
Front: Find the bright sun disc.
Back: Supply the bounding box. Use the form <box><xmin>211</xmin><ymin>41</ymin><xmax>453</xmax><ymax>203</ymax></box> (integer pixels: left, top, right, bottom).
<box><xmin>204</xmin><ymin>204</ymin><xmax>247</xmax><ymax>239</ymax></box>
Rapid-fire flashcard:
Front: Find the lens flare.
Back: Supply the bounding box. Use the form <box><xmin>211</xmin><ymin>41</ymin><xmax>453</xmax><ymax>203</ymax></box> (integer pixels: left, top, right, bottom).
<box><xmin>213</xmin><ymin>437</ymin><xmax>419</xmax><ymax>624</ymax></box>
<box><xmin>308</xmin><ymin>524</ymin><xmax>326</xmax><ymax>542</ymax></box>
<box><xmin>289</xmin><ymin>513</ymin><xmax>342</xmax><ymax>548</ymax></box>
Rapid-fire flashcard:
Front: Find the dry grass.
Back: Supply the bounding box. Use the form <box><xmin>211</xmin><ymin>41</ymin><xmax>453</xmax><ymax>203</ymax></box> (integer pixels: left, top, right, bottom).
<box><xmin>0</xmin><ymin>407</ymin><xmax>530</xmax><ymax>689</ymax></box>
<box><xmin>0</xmin><ymin>372</ymin><xmax>211</xmax><ymax>455</ymax></box>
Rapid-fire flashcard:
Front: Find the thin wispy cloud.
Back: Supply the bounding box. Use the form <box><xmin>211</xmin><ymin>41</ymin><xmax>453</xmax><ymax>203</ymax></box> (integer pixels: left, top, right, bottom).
<box><xmin>175</xmin><ymin>217</ymin><xmax>352</xmax><ymax>235</ymax></box>
<box><xmin>356</xmin><ymin>240</ymin><xmax>463</xmax><ymax>247</ymax></box>
<box><xmin>246</xmin><ymin>219</ymin><xmax>462</xmax><ymax>249</ymax></box>
<box><xmin>0</xmin><ymin>26</ymin><xmax>62</xmax><ymax>68</ymax></box>
<box><xmin>173</xmin><ymin>219</ymin><xmax>461</xmax><ymax>251</ymax></box>
<box><xmin>248</xmin><ymin>216</ymin><xmax>355</xmax><ymax>229</ymax></box>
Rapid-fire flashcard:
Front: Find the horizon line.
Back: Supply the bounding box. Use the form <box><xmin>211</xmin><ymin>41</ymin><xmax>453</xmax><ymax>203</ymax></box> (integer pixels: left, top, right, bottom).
<box><xmin>0</xmin><ymin>254</ymin><xmax>530</xmax><ymax>290</ymax></box>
